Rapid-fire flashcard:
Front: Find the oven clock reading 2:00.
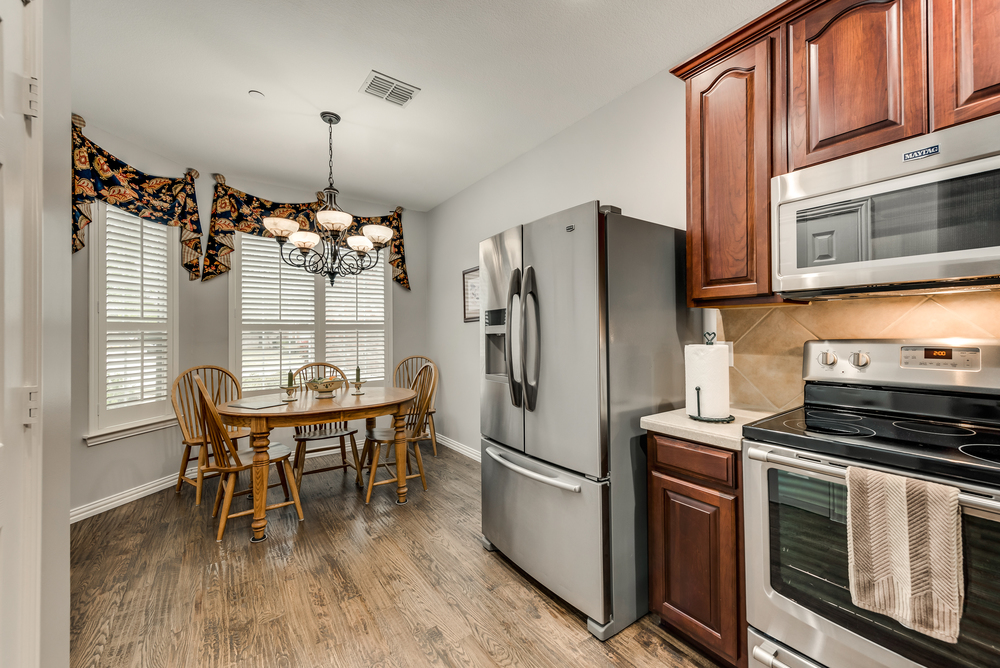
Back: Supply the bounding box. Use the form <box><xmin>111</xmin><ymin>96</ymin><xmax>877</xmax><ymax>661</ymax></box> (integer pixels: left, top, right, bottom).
<box><xmin>900</xmin><ymin>346</ymin><xmax>981</xmax><ymax>370</ymax></box>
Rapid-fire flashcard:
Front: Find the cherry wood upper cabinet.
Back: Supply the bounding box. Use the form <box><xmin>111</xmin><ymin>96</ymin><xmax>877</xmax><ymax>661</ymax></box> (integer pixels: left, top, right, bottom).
<box><xmin>649</xmin><ymin>469</ymin><xmax>740</xmax><ymax>665</ymax></box>
<box><xmin>930</xmin><ymin>0</ymin><xmax>1000</xmax><ymax>130</ymax></box>
<box><xmin>788</xmin><ymin>0</ymin><xmax>928</xmax><ymax>170</ymax></box>
<box><xmin>686</xmin><ymin>35</ymin><xmax>781</xmax><ymax>302</ymax></box>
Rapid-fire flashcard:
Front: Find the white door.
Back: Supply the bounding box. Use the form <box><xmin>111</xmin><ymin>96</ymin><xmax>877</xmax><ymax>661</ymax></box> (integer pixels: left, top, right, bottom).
<box><xmin>0</xmin><ymin>1</ymin><xmax>37</xmax><ymax>666</ymax></box>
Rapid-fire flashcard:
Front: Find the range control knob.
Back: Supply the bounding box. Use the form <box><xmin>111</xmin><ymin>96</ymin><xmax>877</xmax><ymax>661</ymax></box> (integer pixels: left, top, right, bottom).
<box><xmin>850</xmin><ymin>352</ymin><xmax>871</xmax><ymax>368</ymax></box>
<box><xmin>820</xmin><ymin>351</ymin><xmax>838</xmax><ymax>366</ymax></box>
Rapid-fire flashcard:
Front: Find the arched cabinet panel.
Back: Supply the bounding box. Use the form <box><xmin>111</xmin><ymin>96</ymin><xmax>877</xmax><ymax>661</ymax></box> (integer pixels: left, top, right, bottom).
<box><xmin>687</xmin><ymin>35</ymin><xmax>780</xmax><ymax>301</ymax></box>
<box><xmin>789</xmin><ymin>0</ymin><xmax>926</xmax><ymax>170</ymax></box>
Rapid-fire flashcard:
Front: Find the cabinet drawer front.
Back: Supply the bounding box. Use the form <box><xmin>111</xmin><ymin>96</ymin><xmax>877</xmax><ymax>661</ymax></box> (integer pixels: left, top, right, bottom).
<box><xmin>651</xmin><ymin>434</ymin><xmax>736</xmax><ymax>488</ymax></box>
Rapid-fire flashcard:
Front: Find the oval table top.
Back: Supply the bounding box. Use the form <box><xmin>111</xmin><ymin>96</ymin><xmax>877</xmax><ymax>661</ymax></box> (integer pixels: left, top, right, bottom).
<box><xmin>216</xmin><ymin>386</ymin><xmax>417</xmax><ymax>427</ymax></box>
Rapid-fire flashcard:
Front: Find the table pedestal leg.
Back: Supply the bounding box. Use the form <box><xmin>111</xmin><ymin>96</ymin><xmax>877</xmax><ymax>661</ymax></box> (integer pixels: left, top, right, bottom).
<box><xmin>250</xmin><ymin>417</ymin><xmax>272</xmax><ymax>543</ymax></box>
<box><xmin>394</xmin><ymin>411</ymin><xmax>408</xmax><ymax>505</ymax></box>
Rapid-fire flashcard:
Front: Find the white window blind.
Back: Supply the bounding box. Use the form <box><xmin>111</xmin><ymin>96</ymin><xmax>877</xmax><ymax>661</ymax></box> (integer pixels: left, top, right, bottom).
<box><xmin>326</xmin><ymin>253</ymin><xmax>387</xmax><ymax>381</ymax></box>
<box><xmin>92</xmin><ymin>205</ymin><xmax>178</xmax><ymax>432</ymax></box>
<box><xmin>239</xmin><ymin>235</ymin><xmax>316</xmax><ymax>390</ymax></box>
<box><xmin>234</xmin><ymin>236</ymin><xmax>389</xmax><ymax>391</ymax></box>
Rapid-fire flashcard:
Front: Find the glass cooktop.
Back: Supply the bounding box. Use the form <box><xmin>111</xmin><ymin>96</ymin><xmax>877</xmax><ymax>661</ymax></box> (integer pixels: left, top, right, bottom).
<box><xmin>744</xmin><ymin>405</ymin><xmax>1000</xmax><ymax>487</ymax></box>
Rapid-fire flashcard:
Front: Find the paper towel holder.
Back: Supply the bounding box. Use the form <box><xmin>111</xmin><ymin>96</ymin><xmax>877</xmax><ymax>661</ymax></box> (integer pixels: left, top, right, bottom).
<box><xmin>689</xmin><ymin>386</ymin><xmax>735</xmax><ymax>424</ymax></box>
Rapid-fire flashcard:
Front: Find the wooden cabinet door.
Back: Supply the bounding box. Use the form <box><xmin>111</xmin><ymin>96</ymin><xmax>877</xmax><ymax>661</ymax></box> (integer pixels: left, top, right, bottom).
<box><xmin>930</xmin><ymin>0</ymin><xmax>1000</xmax><ymax>130</ymax></box>
<box><xmin>788</xmin><ymin>0</ymin><xmax>927</xmax><ymax>170</ymax></box>
<box><xmin>687</xmin><ymin>36</ymin><xmax>778</xmax><ymax>302</ymax></box>
<box><xmin>649</xmin><ymin>470</ymin><xmax>739</xmax><ymax>664</ymax></box>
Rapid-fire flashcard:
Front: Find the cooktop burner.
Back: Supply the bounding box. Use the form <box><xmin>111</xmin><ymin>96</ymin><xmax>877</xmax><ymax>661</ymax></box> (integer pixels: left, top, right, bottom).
<box><xmin>746</xmin><ymin>405</ymin><xmax>1000</xmax><ymax>486</ymax></box>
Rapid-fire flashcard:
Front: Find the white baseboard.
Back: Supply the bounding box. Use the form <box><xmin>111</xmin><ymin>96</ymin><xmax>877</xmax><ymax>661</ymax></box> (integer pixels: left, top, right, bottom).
<box><xmin>71</xmin><ymin>438</ymin><xmax>479</xmax><ymax>524</ymax></box>
<box><xmin>435</xmin><ymin>433</ymin><xmax>480</xmax><ymax>462</ymax></box>
<box><xmin>70</xmin><ymin>466</ymin><xmax>197</xmax><ymax>524</ymax></box>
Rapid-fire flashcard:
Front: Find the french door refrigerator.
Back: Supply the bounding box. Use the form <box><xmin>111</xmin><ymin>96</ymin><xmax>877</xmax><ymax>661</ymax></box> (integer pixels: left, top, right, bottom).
<box><xmin>479</xmin><ymin>201</ymin><xmax>693</xmax><ymax>640</ymax></box>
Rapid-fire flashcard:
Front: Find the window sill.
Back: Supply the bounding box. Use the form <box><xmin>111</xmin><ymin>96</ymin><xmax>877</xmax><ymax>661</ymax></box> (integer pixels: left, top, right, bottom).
<box><xmin>84</xmin><ymin>415</ymin><xmax>178</xmax><ymax>447</ymax></box>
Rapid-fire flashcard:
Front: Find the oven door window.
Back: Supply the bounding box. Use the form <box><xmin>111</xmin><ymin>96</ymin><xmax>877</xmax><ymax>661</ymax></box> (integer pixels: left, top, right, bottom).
<box><xmin>768</xmin><ymin>469</ymin><xmax>1000</xmax><ymax>668</ymax></box>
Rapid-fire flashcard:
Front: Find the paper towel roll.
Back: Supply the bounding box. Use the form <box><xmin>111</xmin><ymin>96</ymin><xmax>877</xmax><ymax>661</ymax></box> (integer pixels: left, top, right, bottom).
<box><xmin>685</xmin><ymin>344</ymin><xmax>730</xmax><ymax>419</ymax></box>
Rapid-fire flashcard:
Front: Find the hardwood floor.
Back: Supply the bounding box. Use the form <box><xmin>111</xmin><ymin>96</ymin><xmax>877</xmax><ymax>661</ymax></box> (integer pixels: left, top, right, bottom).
<box><xmin>71</xmin><ymin>447</ymin><xmax>723</xmax><ymax>668</ymax></box>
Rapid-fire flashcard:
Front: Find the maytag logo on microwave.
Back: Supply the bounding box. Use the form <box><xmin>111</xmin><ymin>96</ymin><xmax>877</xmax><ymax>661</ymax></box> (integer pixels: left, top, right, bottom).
<box><xmin>903</xmin><ymin>145</ymin><xmax>940</xmax><ymax>162</ymax></box>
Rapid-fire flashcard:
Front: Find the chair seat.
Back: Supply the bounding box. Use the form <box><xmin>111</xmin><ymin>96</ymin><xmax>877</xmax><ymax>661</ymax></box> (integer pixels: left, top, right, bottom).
<box><xmin>294</xmin><ymin>426</ymin><xmax>358</xmax><ymax>442</ymax></box>
<box><xmin>236</xmin><ymin>442</ymin><xmax>292</xmax><ymax>461</ymax></box>
<box><xmin>366</xmin><ymin>427</ymin><xmax>427</xmax><ymax>442</ymax></box>
<box><xmin>185</xmin><ymin>427</ymin><xmax>251</xmax><ymax>446</ymax></box>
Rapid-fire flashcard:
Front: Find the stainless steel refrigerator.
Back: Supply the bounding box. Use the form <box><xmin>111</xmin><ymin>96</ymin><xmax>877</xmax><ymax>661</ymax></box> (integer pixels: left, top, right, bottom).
<box><xmin>479</xmin><ymin>201</ymin><xmax>694</xmax><ymax>640</ymax></box>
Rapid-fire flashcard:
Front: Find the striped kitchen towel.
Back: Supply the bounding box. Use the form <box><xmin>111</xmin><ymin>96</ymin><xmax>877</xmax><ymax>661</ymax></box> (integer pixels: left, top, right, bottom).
<box><xmin>846</xmin><ymin>466</ymin><xmax>964</xmax><ymax>643</ymax></box>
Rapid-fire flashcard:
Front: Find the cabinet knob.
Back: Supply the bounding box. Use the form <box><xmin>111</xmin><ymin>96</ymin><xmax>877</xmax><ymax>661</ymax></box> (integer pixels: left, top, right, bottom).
<box><xmin>820</xmin><ymin>351</ymin><xmax>838</xmax><ymax>366</ymax></box>
<box><xmin>850</xmin><ymin>352</ymin><xmax>871</xmax><ymax>368</ymax></box>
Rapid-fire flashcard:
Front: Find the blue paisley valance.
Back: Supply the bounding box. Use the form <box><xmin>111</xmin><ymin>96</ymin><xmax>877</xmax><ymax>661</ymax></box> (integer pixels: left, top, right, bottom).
<box><xmin>72</xmin><ymin>115</ymin><xmax>203</xmax><ymax>280</ymax></box>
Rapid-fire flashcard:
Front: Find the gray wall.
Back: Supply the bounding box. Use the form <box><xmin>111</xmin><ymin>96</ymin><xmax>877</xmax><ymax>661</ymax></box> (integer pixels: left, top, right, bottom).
<box><xmin>424</xmin><ymin>69</ymin><xmax>688</xmax><ymax>449</ymax></box>
<box><xmin>70</xmin><ymin>125</ymin><xmax>429</xmax><ymax>511</ymax></box>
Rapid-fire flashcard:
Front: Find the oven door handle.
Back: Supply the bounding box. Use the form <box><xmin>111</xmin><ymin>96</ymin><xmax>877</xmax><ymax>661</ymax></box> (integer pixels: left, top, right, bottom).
<box><xmin>748</xmin><ymin>445</ymin><xmax>1000</xmax><ymax>515</ymax></box>
<box><xmin>752</xmin><ymin>646</ymin><xmax>798</xmax><ymax>668</ymax></box>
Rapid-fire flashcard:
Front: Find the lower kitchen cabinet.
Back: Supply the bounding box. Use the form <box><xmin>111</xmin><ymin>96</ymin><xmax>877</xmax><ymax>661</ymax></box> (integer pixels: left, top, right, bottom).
<box><xmin>648</xmin><ymin>433</ymin><xmax>745</xmax><ymax>667</ymax></box>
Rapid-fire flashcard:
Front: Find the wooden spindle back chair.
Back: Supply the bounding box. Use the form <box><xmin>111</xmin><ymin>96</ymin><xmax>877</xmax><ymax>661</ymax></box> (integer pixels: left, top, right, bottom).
<box><xmin>171</xmin><ymin>365</ymin><xmax>251</xmax><ymax>505</ymax></box>
<box><xmin>290</xmin><ymin>362</ymin><xmax>361</xmax><ymax>487</ymax></box>
<box><xmin>361</xmin><ymin>363</ymin><xmax>437</xmax><ymax>503</ymax></box>
<box><xmin>195</xmin><ymin>376</ymin><xmax>303</xmax><ymax>541</ymax></box>
<box><xmin>393</xmin><ymin>356</ymin><xmax>439</xmax><ymax>455</ymax></box>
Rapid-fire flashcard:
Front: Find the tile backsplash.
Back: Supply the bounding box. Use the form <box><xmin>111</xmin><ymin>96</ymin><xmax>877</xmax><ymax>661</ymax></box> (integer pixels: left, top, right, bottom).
<box><xmin>718</xmin><ymin>292</ymin><xmax>1000</xmax><ymax>413</ymax></box>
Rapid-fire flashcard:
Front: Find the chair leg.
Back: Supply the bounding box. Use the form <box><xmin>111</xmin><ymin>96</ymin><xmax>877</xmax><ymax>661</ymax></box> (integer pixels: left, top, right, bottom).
<box><xmin>339</xmin><ymin>435</ymin><xmax>348</xmax><ymax>474</ymax></box>
<box><xmin>195</xmin><ymin>445</ymin><xmax>208</xmax><ymax>506</ymax></box>
<box><xmin>365</xmin><ymin>443</ymin><xmax>382</xmax><ymax>504</ymax></box>
<box><xmin>212</xmin><ymin>472</ymin><xmax>226</xmax><ymax>518</ymax></box>
<box><xmin>349</xmin><ymin>433</ymin><xmax>362</xmax><ymax>486</ymax></box>
<box><xmin>429</xmin><ymin>414</ymin><xmax>438</xmax><ymax>456</ymax></box>
<box><xmin>176</xmin><ymin>444</ymin><xmax>192</xmax><ymax>493</ymax></box>
<box><xmin>277</xmin><ymin>458</ymin><xmax>290</xmax><ymax>501</ymax></box>
<box><xmin>217</xmin><ymin>474</ymin><xmax>237</xmax><ymax>542</ymax></box>
<box><xmin>413</xmin><ymin>442</ymin><xmax>428</xmax><ymax>491</ymax></box>
<box><xmin>293</xmin><ymin>440</ymin><xmax>306</xmax><ymax>488</ymax></box>
<box><xmin>283</xmin><ymin>459</ymin><xmax>304</xmax><ymax>521</ymax></box>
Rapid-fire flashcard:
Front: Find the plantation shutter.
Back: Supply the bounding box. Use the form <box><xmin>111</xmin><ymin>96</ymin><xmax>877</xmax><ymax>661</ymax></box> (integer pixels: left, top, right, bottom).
<box><xmin>103</xmin><ymin>208</ymin><xmax>171</xmax><ymax>411</ymax></box>
<box><xmin>239</xmin><ymin>235</ymin><xmax>316</xmax><ymax>390</ymax></box>
<box><xmin>325</xmin><ymin>253</ymin><xmax>386</xmax><ymax>382</ymax></box>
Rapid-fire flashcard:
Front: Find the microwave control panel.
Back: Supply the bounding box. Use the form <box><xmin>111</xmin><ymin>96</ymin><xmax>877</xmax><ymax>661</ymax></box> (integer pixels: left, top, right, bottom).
<box><xmin>900</xmin><ymin>346</ymin><xmax>981</xmax><ymax>371</ymax></box>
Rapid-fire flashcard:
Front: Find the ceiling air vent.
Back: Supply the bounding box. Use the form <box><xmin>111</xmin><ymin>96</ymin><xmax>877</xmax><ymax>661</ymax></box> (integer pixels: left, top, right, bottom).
<box><xmin>360</xmin><ymin>70</ymin><xmax>420</xmax><ymax>107</ymax></box>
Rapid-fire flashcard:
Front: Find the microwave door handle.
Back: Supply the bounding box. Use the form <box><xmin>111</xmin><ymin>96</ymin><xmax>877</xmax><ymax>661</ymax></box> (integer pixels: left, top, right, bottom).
<box><xmin>505</xmin><ymin>268</ymin><xmax>522</xmax><ymax>408</ymax></box>
<box><xmin>521</xmin><ymin>265</ymin><xmax>539</xmax><ymax>412</ymax></box>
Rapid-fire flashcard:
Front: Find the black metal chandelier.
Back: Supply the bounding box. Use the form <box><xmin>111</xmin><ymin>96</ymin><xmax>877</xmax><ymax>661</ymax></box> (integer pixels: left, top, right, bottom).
<box><xmin>262</xmin><ymin>111</ymin><xmax>393</xmax><ymax>285</ymax></box>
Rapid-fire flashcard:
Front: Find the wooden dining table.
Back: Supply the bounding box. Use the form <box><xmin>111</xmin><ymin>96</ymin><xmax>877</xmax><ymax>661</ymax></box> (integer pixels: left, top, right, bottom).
<box><xmin>216</xmin><ymin>385</ymin><xmax>417</xmax><ymax>542</ymax></box>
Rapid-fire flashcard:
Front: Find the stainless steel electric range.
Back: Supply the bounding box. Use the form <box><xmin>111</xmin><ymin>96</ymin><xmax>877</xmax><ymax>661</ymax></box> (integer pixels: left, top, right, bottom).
<box><xmin>743</xmin><ymin>339</ymin><xmax>1000</xmax><ymax>668</ymax></box>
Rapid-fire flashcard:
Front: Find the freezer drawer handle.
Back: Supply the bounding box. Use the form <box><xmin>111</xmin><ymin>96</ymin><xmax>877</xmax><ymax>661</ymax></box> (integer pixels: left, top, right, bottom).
<box><xmin>520</xmin><ymin>265</ymin><xmax>540</xmax><ymax>412</ymax></box>
<box><xmin>485</xmin><ymin>447</ymin><xmax>581</xmax><ymax>493</ymax></box>
<box><xmin>751</xmin><ymin>646</ymin><xmax>795</xmax><ymax>668</ymax></box>
<box><xmin>506</xmin><ymin>268</ymin><xmax>522</xmax><ymax>408</ymax></box>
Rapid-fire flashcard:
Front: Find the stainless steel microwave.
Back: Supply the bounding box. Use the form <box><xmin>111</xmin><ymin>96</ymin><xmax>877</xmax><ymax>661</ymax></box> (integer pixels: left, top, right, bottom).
<box><xmin>772</xmin><ymin>114</ymin><xmax>1000</xmax><ymax>299</ymax></box>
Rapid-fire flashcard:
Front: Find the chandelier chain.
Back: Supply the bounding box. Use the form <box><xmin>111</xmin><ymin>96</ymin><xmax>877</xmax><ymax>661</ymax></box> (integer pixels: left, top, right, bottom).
<box><xmin>328</xmin><ymin>121</ymin><xmax>335</xmax><ymax>189</ymax></box>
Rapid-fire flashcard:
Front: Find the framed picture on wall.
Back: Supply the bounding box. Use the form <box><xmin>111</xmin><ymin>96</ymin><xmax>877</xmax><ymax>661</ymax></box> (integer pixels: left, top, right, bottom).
<box><xmin>463</xmin><ymin>266</ymin><xmax>480</xmax><ymax>323</ymax></box>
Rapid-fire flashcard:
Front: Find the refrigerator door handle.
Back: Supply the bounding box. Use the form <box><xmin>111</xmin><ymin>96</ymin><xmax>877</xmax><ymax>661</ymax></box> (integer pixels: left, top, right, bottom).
<box><xmin>521</xmin><ymin>265</ymin><xmax>540</xmax><ymax>411</ymax></box>
<box><xmin>505</xmin><ymin>268</ymin><xmax>522</xmax><ymax>408</ymax></box>
<box><xmin>485</xmin><ymin>446</ymin><xmax>581</xmax><ymax>493</ymax></box>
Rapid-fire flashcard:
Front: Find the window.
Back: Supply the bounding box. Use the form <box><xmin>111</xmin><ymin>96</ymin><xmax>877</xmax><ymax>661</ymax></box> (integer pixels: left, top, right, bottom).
<box><xmin>90</xmin><ymin>204</ymin><xmax>178</xmax><ymax>432</ymax></box>
<box><xmin>232</xmin><ymin>234</ymin><xmax>391</xmax><ymax>393</ymax></box>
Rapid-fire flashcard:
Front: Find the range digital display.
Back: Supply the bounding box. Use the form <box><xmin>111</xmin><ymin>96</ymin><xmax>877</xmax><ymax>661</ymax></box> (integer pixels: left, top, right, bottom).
<box><xmin>924</xmin><ymin>348</ymin><xmax>953</xmax><ymax>360</ymax></box>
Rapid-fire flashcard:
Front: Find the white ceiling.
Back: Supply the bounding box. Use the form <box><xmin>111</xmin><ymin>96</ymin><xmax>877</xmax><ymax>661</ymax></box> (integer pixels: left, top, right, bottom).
<box><xmin>71</xmin><ymin>0</ymin><xmax>783</xmax><ymax>212</ymax></box>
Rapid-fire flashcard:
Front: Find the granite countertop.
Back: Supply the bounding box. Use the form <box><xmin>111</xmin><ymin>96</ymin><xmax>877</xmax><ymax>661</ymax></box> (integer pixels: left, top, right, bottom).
<box><xmin>639</xmin><ymin>407</ymin><xmax>774</xmax><ymax>452</ymax></box>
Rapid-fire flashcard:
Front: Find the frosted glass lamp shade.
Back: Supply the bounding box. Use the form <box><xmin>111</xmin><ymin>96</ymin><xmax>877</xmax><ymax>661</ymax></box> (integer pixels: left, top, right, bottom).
<box><xmin>362</xmin><ymin>224</ymin><xmax>393</xmax><ymax>245</ymax></box>
<box><xmin>316</xmin><ymin>208</ymin><xmax>352</xmax><ymax>231</ymax></box>
<box><xmin>289</xmin><ymin>230</ymin><xmax>321</xmax><ymax>250</ymax></box>
<box><xmin>346</xmin><ymin>235</ymin><xmax>374</xmax><ymax>254</ymax></box>
<box><xmin>262</xmin><ymin>216</ymin><xmax>300</xmax><ymax>238</ymax></box>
